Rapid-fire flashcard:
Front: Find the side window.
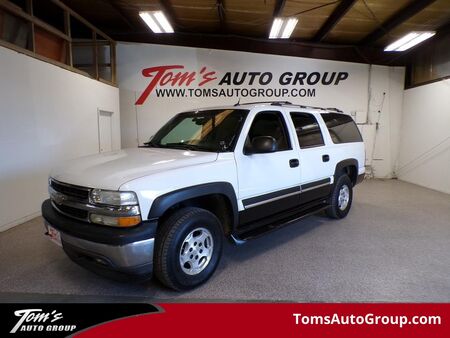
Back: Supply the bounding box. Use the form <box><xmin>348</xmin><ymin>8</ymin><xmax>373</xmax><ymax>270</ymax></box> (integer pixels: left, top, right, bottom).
<box><xmin>290</xmin><ymin>112</ymin><xmax>325</xmax><ymax>148</ymax></box>
<box><xmin>321</xmin><ymin>113</ymin><xmax>363</xmax><ymax>144</ymax></box>
<box><xmin>246</xmin><ymin>111</ymin><xmax>291</xmax><ymax>151</ymax></box>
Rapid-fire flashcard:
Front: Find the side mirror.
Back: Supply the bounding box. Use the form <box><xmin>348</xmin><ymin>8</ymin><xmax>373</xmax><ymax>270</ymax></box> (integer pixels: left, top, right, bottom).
<box><xmin>245</xmin><ymin>136</ymin><xmax>278</xmax><ymax>154</ymax></box>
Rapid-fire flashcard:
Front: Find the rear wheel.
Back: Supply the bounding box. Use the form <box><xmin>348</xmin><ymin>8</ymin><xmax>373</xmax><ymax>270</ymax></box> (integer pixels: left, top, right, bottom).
<box><xmin>154</xmin><ymin>207</ymin><xmax>223</xmax><ymax>291</ymax></box>
<box><xmin>326</xmin><ymin>174</ymin><xmax>353</xmax><ymax>219</ymax></box>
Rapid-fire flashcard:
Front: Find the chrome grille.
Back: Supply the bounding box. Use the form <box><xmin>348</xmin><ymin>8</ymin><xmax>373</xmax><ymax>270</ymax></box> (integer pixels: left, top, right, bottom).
<box><xmin>48</xmin><ymin>178</ymin><xmax>140</xmax><ymax>223</ymax></box>
<box><xmin>50</xmin><ymin>179</ymin><xmax>90</xmax><ymax>201</ymax></box>
<box><xmin>53</xmin><ymin>203</ymin><xmax>89</xmax><ymax>220</ymax></box>
<box><xmin>49</xmin><ymin>179</ymin><xmax>91</xmax><ymax>221</ymax></box>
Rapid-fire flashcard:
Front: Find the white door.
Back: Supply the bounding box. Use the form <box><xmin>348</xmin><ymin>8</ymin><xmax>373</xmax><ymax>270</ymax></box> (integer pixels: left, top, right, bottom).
<box><xmin>289</xmin><ymin>111</ymin><xmax>333</xmax><ymax>184</ymax></box>
<box><xmin>235</xmin><ymin>110</ymin><xmax>301</xmax><ymax>211</ymax></box>
<box><xmin>289</xmin><ymin>111</ymin><xmax>334</xmax><ymax>204</ymax></box>
<box><xmin>98</xmin><ymin>110</ymin><xmax>113</xmax><ymax>153</ymax></box>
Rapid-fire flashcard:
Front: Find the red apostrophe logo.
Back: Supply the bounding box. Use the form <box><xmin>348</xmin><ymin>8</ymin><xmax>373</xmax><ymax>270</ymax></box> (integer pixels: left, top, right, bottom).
<box><xmin>135</xmin><ymin>65</ymin><xmax>217</xmax><ymax>105</ymax></box>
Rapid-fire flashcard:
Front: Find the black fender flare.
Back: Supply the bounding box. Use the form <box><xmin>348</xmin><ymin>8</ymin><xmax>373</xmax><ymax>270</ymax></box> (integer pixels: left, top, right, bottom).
<box><xmin>148</xmin><ymin>182</ymin><xmax>239</xmax><ymax>229</ymax></box>
<box><xmin>334</xmin><ymin>158</ymin><xmax>359</xmax><ymax>184</ymax></box>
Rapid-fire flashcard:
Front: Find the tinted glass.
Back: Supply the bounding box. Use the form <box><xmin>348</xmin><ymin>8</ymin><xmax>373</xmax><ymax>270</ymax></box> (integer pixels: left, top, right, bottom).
<box><xmin>247</xmin><ymin>111</ymin><xmax>291</xmax><ymax>151</ymax></box>
<box><xmin>291</xmin><ymin>113</ymin><xmax>324</xmax><ymax>148</ymax></box>
<box><xmin>321</xmin><ymin>113</ymin><xmax>363</xmax><ymax>144</ymax></box>
<box><xmin>148</xmin><ymin>109</ymin><xmax>248</xmax><ymax>152</ymax></box>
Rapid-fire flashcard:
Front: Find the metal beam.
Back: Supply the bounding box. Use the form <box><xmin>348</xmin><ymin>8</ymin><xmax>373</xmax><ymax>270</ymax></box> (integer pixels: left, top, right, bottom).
<box><xmin>112</xmin><ymin>30</ymin><xmax>407</xmax><ymax>65</ymax></box>
<box><xmin>313</xmin><ymin>0</ymin><xmax>356</xmax><ymax>42</ymax></box>
<box><xmin>216</xmin><ymin>0</ymin><xmax>226</xmax><ymax>32</ymax></box>
<box><xmin>109</xmin><ymin>0</ymin><xmax>136</xmax><ymax>30</ymax></box>
<box><xmin>359</xmin><ymin>0</ymin><xmax>437</xmax><ymax>45</ymax></box>
<box><xmin>159</xmin><ymin>0</ymin><xmax>180</xmax><ymax>30</ymax></box>
<box><xmin>273</xmin><ymin>0</ymin><xmax>286</xmax><ymax>17</ymax></box>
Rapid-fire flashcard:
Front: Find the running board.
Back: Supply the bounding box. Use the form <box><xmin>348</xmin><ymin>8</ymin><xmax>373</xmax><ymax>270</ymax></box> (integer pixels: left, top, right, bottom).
<box><xmin>231</xmin><ymin>204</ymin><xmax>328</xmax><ymax>242</ymax></box>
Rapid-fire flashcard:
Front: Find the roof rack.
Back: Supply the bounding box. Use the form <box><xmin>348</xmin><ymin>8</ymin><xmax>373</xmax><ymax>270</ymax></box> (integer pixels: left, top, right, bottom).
<box><xmin>235</xmin><ymin>101</ymin><xmax>292</xmax><ymax>106</ymax></box>
<box><xmin>234</xmin><ymin>101</ymin><xmax>343</xmax><ymax>113</ymax></box>
<box><xmin>326</xmin><ymin>107</ymin><xmax>343</xmax><ymax>113</ymax></box>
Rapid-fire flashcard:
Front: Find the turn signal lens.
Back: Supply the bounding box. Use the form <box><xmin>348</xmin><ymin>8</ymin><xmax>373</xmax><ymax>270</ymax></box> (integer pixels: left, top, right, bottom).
<box><xmin>118</xmin><ymin>216</ymin><xmax>141</xmax><ymax>227</ymax></box>
<box><xmin>89</xmin><ymin>214</ymin><xmax>141</xmax><ymax>227</ymax></box>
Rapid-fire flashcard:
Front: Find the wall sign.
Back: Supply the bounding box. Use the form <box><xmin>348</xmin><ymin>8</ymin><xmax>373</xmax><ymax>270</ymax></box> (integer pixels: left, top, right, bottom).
<box><xmin>134</xmin><ymin>64</ymin><xmax>350</xmax><ymax>105</ymax></box>
<box><xmin>117</xmin><ymin>43</ymin><xmax>382</xmax><ymax>147</ymax></box>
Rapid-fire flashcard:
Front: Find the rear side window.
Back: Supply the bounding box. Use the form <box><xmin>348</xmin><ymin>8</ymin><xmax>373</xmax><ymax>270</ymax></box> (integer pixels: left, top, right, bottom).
<box><xmin>290</xmin><ymin>112</ymin><xmax>324</xmax><ymax>148</ymax></box>
<box><xmin>321</xmin><ymin>113</ymin><xmax>363</xmax><ymax>143</ymax></box>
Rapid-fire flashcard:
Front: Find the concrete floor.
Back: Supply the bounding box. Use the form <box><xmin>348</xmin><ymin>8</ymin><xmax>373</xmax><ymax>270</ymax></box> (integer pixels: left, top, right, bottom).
<box><xmin>0</xmin><ymin>179</ymin><xmax>449</xmax><ymax>302</ymax></box>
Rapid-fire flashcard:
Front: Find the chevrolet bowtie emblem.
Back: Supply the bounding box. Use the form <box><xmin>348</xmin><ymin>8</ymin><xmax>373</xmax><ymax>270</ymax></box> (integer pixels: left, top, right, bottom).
<box><xmin>52</xmin><ymin>192</ymin><xmax>66</xmax><ymax>205</ymax></box>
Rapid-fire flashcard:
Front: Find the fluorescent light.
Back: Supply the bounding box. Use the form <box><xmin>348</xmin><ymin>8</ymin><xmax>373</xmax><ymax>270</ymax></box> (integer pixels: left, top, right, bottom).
<box><xmin>139</xmin><ymin>12</ymin><xmax>162</xmax><ymax>33</ymax></box>
<box><xmin>281</xmin><ymin>18</ymin><xmax>298</xmax><ymax>39</ymax></box>
<box><xmin>396</xmin><ymin>32</ymin><xmax>435</xmax><ymax>51</ymax></box>
<box><xmin>384</xmin><ymin>33</ymin><xmax>418</xmax><ymax>51</ymax></box>
<box><xmin>153</xmin><ymin>11</ymin><xmax>174</xmax><ymax>33</ymax></box>
<box><xmin>384</xmin><ymin>31</ymin><xmax>435</xmax><ymax>52</ymax></box>
<box><xmin>269</xmin><ymin>18</ymin><xmax>283</xmax><ymax>39</ymax></box>
<box><xmin>139</xmin><ymin>11</ymin><xmax>174</xmax><ymax>34</ymax></box>
<box><xmin>269</xmin><ymin>17</ymin><xmax>298</xmax><ymax>39</ymax></box>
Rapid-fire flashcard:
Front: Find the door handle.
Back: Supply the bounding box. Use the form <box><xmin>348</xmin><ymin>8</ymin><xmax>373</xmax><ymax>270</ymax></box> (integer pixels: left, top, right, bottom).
<box><xmin>289</xmin><ymin>159</ymin><xmax>299</xmax><ymax>168</ymax></box>
<box><xmin>322</xmin><ymin>154</ymin><xmax>330</xmax><ymax>162</ymax></box>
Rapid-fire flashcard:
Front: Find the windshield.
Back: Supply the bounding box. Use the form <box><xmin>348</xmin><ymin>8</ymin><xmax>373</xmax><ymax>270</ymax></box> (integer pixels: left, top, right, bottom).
<box><xmin>146</xmin><ymin>109</ymin><xmax>249</xmax><ymax>152</ymax></box>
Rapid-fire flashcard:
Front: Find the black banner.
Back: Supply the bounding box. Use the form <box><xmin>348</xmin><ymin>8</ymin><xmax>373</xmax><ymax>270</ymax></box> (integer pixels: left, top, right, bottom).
<box><xmin>0</xmin><ymin>303</ymin><xmax>159</xmax><ymax>337</ymax></box>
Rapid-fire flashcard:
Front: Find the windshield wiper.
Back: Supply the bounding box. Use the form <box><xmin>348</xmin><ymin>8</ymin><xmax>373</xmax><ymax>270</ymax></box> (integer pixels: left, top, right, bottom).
<box><xmin>143</xmin><ymin>140</ymin><xmax>160</xmax><ymax>148</ymax></box>
<box><xmin>163</xmin><ymin>142</ymin><xmax>213</xmax><ymax>151</ymax></box>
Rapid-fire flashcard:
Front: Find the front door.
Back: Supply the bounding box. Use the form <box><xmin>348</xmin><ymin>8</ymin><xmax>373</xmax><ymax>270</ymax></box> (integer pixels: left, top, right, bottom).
<box><xmin>235</xmin><ymin>110</ymin><xmax>301</xmax><ymax>225</ymax></box>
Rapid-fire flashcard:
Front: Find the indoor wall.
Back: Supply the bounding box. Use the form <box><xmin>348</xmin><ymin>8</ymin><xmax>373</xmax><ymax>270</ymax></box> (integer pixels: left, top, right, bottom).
<box><xmin>0</xmin><ymin>46</ymin><xmax>121</xmax><ymax>231</ymax></box>
<box><xmin>397</xmin><ymin>79</ymin><xmax>450</xmax><ymax>194</ymax></box>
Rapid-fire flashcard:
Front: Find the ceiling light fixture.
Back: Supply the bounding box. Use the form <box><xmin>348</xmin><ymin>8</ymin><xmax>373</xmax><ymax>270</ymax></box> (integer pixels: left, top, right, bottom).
<box><xmin>269</xmin><ymin>17</ymin><xmax>298</xmax><ymax>39</ymax></box>
<box><xmin>139</xmin><ymin>11</ymin><xmax>174</xmax><ymax>34</ymax></box>
<box><xmin>384</xmin><ymin>31</ymin><xmax>435</xmax><ymax>52</ymax></box>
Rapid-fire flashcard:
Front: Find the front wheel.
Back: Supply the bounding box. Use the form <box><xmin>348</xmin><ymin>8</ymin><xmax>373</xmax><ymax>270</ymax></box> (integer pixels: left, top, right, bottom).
<box><xmin>326</xmin><ymin>174</ymin><xmax>353</xmax><ymax>219</ymax></box>
<box><xmin>154</xmin><ymin>207</ymin><xmax>223</xmax><ymax>291</ymax></box>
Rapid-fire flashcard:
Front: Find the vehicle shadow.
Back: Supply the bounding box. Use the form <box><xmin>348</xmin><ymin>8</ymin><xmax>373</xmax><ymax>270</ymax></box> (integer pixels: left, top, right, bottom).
<box><xmin>220</xmin><ymin>213</ymin><xmax>329</xmax><ymax>264</ymax></box>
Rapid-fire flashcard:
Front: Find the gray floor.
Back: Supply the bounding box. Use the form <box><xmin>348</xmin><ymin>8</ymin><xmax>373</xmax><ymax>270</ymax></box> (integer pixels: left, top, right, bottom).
<box><xmin>0</xmin><ymin>179</ymin><xmax>449</xmax><ymax>302</ymax></box>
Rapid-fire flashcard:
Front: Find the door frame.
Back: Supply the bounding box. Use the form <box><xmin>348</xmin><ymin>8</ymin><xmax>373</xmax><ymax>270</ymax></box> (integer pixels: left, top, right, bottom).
<box><xmin>97</xmin><ymin>109</ymin><xmax>114</xmax><ymax>153</ymax></box>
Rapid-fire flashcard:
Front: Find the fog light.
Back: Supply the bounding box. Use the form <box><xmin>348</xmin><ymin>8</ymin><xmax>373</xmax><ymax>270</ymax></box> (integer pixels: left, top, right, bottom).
<box><xmin>90</xmin><ymin>214</ymin><xmax>141</xmax><ymax>227</ymax></box>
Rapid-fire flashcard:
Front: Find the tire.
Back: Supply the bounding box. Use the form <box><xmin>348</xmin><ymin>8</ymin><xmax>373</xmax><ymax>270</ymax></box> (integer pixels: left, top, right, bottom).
<box><xmin>325</xmin><ymin>174</ymin><xmax>353</xmax><ymax>219</ymax></box>
<box><xmin>154</xmin><ymin>207</ymin><xmax>223</xmax><ymax>291</ymax></box>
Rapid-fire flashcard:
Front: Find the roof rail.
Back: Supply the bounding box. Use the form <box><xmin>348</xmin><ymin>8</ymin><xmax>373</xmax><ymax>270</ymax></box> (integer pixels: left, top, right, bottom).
<box><xmin>235</xmin><ymin>101</ymin><xmax>292</xmax><ymax>106</ymax></box>
<box><xmin>326</xmin><ymin>107</ymin><xmax>343</xmax><ymax>113</ymax></box>
<box><xmin>233</xmin><ymin>101</ymin><xmax>343</xmax><ymax>113</ymax></box>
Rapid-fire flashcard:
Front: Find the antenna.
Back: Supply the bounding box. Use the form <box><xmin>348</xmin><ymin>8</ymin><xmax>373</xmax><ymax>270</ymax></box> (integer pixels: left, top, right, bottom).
<box><xmin>235</xmin><ymin>98</ymin><xmax>241</xmax><ymax>106</ymax></box>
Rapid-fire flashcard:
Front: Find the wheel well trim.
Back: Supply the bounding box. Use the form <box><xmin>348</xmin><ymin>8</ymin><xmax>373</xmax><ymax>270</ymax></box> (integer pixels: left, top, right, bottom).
<box><xmin>334</xmin><ymin>159</ymin><xmax>359</xmax><ymax>184</ymax></box>
<box><xmin>148</xmin><ymin>182</ymin><xmax>239</xmax><ymax>229</ymax></box>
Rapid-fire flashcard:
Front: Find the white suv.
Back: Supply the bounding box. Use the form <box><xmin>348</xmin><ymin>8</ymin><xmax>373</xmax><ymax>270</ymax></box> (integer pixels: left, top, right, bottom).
<box><xmin>42</xmin><ymin>101</ymin><xmax>365</xmax><ymax>290</ymax></box>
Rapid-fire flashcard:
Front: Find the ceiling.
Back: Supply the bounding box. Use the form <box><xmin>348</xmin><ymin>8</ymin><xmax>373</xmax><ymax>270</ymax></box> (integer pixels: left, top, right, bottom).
<box><xmin>61</xmin><ymin>0</ymin><xmax>450</xmax><ymax>63</ymax></box>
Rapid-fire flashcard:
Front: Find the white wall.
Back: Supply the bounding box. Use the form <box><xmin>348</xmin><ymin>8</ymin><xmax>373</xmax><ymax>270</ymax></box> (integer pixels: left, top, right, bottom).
<box><xmin>117</xmin><ymin>42</ymin><xmax>404</xmax><ymax>179</ymax></box>
<box><xmin>397</xmin><ymin>79</ymin><xmax>450</xmax><ymax>194</ymax></box>
<box><xmin>0</xmin><ymin>46</ymin><xmax>121</xmax><ymax>231</ymax></box>
<box><xmin>363</xmin><ymin>65</ymin><xmax>405</xmax><ymax>178</ymax></box>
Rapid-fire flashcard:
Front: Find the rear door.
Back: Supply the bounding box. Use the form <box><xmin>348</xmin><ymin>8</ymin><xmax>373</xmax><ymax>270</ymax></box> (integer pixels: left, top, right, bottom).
<box><xmin>289</xmin><ymin>111</ymin><xmax>333</xmax><ymax>203</ymax></box>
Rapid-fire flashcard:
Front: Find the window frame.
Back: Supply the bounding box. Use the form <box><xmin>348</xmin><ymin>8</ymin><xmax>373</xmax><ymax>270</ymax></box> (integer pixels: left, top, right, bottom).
<box><xmin>244</xmin><ymin>110</ymin><xmax>293</xmax><ymax>153</ymax></box>
<box><xmin>320</xmin><ymin>113</ymin><xmax>363</xmax><ymax>144</ymax></box>
<box><xmin>290</xmin><ymin>111</ymin><xmax>325</xmax><ymax>149</ymax></box>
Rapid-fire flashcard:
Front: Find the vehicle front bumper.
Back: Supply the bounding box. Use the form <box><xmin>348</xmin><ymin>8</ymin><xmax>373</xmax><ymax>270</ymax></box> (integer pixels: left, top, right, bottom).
<box><xmin>42</xmin><ymin>199</ymin><xmax>157</xmax><ymax>280</ymax></box>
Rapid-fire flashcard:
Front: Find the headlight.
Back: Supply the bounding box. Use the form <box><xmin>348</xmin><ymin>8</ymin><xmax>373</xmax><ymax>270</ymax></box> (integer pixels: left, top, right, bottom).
<box><xmin>90</xmin><ymin>189</ymin><xmax>138</xmax><ymax>206</ymax></box>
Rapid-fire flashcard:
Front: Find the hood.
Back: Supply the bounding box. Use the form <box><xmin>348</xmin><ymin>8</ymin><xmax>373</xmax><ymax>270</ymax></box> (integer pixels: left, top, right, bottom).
<box><xmin>50</xmin><ymin>148</ymin><xmax>218</xmax><ymax>190</ymax></box>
